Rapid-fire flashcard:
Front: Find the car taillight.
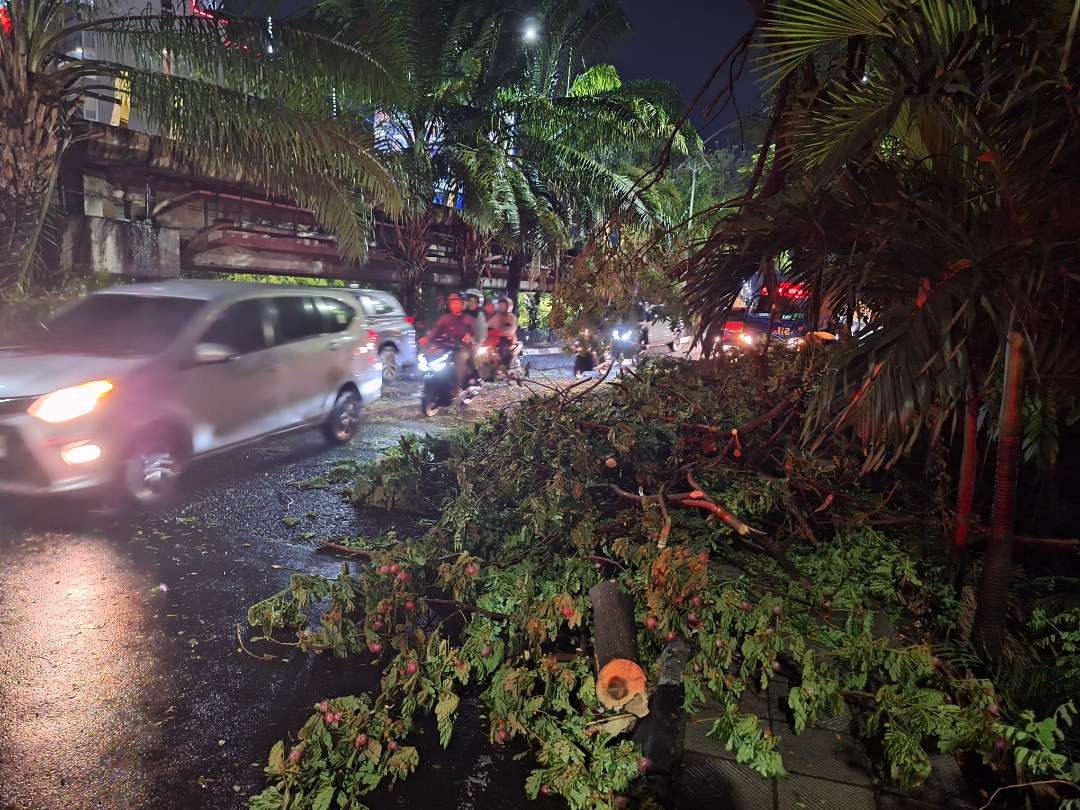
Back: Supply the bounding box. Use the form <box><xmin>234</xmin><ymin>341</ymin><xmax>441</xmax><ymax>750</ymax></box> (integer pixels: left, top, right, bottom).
<box><xmin>404</xmin><ymin>316</ymin><xmax>415</xmax><ymax>325</ymax></box>
<box><xmin>724</xmin><ymin>321</ymin><xmax>743</xmax><ymax>332</ymax></box>
<box><xmin>367</xmin><ymin>329</ymin><xmax>378</xmax><ymax>350</ymax></box>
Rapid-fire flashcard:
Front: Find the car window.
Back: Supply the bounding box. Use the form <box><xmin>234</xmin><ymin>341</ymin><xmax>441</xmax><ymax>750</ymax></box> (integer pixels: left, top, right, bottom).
<box><xmin>362</xmin><ymin>294</ymin><xmax>398</xmax><ymax>317</ymax></box>
<box><xmin>317</xmin><ymin>297</ymin><xmax>356</xmax><ymax>333</ymax></box>
<box><xmin>202</xmin><ymin>299</ymin><xmax>267</xmax><ymax>355</ymax></box>
<box><xmin>272</xmin><ymin>296</ymin><xmax>322</xmax><ymax>343</ymax></box>
<box><xmin>35</xmin><ymin>294</ymin><xmax>204</xmax><ymax>355</ymax></box>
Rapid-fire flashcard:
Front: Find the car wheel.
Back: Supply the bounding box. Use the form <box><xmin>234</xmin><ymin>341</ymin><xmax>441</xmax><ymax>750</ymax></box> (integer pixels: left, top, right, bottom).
<box><xmin>323</xmin><ymin>389</ymin><xmax>362</xmax><ymax>444</ymax></box>
<box><xmin>123</xmin><ymin>433</ymin><xmax>184</xmax><ymax>508</ymax></box>
<box><xmin>380</xmin><ymin>346</ymin><xmax>400</xmax><ymax>383</ymax></box>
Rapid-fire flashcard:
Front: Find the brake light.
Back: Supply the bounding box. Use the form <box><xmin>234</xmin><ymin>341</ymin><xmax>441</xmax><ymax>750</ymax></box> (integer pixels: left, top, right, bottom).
<box><xmin>724</xmin><ymin>321</ymin><xmax>743</xmax><ymax>332</ymax></box>
<box><xmin>367</xmin><ymin>329</ymin><xmax>378</xmax><ymax>350</ymax></box>
<box><xmin>404</xmin><ymin>316</ymin><xmax>415</xmax><ymax>325</ymax></box>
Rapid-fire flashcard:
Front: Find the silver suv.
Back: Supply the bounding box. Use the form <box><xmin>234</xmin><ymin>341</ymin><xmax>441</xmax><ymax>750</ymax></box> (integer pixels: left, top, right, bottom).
<box><xmin>0</xmin><ymin>280</ymin><xmax>382</xmax><ymax>505</ymax></box>
<box><xmin>345</xmin><ymin>287</ymin><xmax>417</xmax><ymax>381</ymax></box>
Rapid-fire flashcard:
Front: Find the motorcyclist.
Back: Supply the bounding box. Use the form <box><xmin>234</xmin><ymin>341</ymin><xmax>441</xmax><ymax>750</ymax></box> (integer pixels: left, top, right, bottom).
<box><xmin>488</xmin><ymin>296</ymin><xmax>518</xmax><ymax>343</ymax></box>
<box><xmin>464</xmin><ymin>290</ymin><xmax>488</xmax><ymax>343</ymax></box>
<box><xmin>637</xmin><ymin>301</ymin><xmax>653</xmax><ymax>352</ymax></box>
<box><xmin>485</xmin><ymin>295</ymin><xmax>520</xmax><ymax>372</ymax></box>
<box><xmin>425</xmin><ymin>292</ymin><xmax>474</xmax><ymax>393</ymax></box>
<box><xmin>463</xmin><ymin>290</ymin><xmax>486</xmax><ymax>385</ymax></box>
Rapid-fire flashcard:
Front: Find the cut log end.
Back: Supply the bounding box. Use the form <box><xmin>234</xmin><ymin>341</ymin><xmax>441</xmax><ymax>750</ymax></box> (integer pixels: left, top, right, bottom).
<box><xmin>597</xmin><ymin>658</ymin><xmax>647</xmax><ymax>713</ymax></box>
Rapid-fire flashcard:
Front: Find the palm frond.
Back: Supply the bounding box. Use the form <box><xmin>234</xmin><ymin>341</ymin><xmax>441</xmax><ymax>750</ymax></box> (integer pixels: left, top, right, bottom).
<box><xmin>124</xmin><ymin>68</ymin><xmax>397</xmax><ymax>259</ymax></box>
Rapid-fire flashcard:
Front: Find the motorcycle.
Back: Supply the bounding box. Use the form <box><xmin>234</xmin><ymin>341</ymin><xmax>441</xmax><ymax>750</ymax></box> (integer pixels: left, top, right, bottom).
<box><xmin>571</xmin><ymin>330</ymin><xmax>604</xmax><ymax>377</ymax></box>
<box><xmin>418</xmin><ymin>342</ymin><xmax>478</xmax><ymax>417</ymax></box>
<box><xmin>476</xmin><ymin>335</ymin><xmax>523</xmax><ymax>382</ymax></box>
<box><xmin>610</xmin><ymin>325</ymin><xmax>638</xmax><ymax>366</ymax></box>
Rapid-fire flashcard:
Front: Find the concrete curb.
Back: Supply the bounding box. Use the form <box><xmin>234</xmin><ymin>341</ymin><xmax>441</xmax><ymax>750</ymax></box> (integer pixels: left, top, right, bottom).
<box><xmin>522</xmin><ymin>347</ymin><xmax>565</xmax><ymax>356</ymax></box>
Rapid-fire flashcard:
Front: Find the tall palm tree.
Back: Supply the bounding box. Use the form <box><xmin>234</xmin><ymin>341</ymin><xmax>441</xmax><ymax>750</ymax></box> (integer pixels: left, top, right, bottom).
<box><xmin>678</xmin><ymin>0</ymin><xmax>1080</xmax><ymax>655</ymax></box>
<box><xmin>322</xmin><ymin>0</ymin><xmax>688</xmax><ymax>311</ymax></box>
<box><xmin>0</xmin><ymin>0</ymin><xmax>403</xmax><ymax>297</ymax></box>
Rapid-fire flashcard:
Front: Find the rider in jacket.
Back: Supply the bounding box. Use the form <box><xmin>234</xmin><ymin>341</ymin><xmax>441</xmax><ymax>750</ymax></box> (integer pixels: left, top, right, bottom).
<box><xmin>426</xmin><ymin>292</ymin><xmax>475</xmax><ymax>393</ymax></box>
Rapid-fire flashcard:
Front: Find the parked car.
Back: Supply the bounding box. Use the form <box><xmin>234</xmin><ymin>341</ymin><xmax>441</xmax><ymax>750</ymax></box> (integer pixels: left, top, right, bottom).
<box><xmin>0</xmin><ymin>280</ymin><xmax>382</xmax><ymax>506</ymax></box>
<box><xmin>344</xmin><ymin>287</ymin><xmax>417</xmax><ymax>381</ymax></box>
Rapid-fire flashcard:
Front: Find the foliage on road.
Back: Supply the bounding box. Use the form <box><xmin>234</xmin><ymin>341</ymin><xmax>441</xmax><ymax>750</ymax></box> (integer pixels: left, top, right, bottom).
<box><xmin>246</xmin><ymin>360</ymin><xmax>1078</xmax><ymax>809</ymax></box>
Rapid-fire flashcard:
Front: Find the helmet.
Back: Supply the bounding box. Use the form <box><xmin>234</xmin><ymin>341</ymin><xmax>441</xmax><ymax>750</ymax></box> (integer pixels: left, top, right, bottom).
<box><xmin>463</xmin><ymin>289</ymin><xmax>484</xmax><ymax>304</ymax></box>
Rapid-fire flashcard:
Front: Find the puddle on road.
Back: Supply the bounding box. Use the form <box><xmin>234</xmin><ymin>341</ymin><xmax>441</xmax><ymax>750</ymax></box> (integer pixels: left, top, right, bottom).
<box><xmin>0</xmin><ymin>532</ymin><xmax>166</xmax><ymax>810</ymax></box>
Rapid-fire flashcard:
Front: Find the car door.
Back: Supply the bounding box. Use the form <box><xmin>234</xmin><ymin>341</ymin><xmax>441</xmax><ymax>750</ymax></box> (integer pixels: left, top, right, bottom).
<box><xmin>180</xmin><ymin>297</ymin><xmax>284</xmax><ymax>453</ymax></box>
<box><xmin>316</xmin><ymin>294</ymin><xmax>368</xmax><ymax>388</ymax></box>
<box><xmin>270</xmin><ymin>294</ymin><xmax>357</xmax><ymax>424</ymax></box>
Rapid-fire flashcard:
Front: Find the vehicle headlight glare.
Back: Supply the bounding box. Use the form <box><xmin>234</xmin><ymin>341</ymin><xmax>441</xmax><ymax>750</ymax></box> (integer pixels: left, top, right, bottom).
<box><xmin>29</xmin><ymin>380</ymin><xmax>114</xmax><ymax>423</ymax></box>
<box><xmin>739</xmin><ymin>333</ymin><xmax>755</xmax><ymax>346</ymax></box>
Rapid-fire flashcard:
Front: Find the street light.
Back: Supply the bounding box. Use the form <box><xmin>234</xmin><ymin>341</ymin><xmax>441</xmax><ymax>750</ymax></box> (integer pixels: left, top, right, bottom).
<box><xmin>522</xmin><ymin>16</ymin><xmax>540</xmax><ymax>43</ymax></box>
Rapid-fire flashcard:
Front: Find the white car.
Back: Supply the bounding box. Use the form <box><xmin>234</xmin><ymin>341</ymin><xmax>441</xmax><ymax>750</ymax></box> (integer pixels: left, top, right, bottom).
<box><xmin>0</xmin><ymin>280</ymin><xmax>382</xmax><ymax>505</ymax></box>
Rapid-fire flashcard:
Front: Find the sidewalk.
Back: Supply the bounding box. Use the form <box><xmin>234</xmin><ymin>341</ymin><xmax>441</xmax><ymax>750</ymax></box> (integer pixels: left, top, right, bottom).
<box><xmin>679</xmin><ymin>679</ymin><xmax>976</xmax><ymax>809</ymax></box>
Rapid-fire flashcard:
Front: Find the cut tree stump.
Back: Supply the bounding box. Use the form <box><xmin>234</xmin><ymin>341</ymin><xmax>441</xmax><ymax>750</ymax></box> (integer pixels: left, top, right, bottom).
<box><xmin>589</xmin><ymin>579</ymin><xmax>649</xmax><ymax>717</ymax></box>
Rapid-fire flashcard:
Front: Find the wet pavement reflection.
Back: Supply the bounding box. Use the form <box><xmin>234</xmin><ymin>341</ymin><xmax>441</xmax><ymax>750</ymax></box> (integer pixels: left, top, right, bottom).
<box><xmin>0</xmin><ymin>364</ymin><xmax>571</xmax><ymax>810</ymax></box>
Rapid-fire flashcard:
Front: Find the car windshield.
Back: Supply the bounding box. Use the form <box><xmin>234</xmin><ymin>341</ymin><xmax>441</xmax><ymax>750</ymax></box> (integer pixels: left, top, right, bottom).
<box><xmin>26</xmin><ymin>294</ymin><xmax>204</xmax><ymax>355</ymax></box>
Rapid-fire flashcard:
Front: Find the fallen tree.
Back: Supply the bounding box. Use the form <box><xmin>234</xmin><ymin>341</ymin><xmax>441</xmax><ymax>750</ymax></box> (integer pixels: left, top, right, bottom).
<box><xmin>246</xmin><ymin>359</ymin><xmax>1078</xmax><ymax>810</ymax></box>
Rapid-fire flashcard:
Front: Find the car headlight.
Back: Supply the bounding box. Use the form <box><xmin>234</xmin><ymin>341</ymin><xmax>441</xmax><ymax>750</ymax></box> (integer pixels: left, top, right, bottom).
<box><xmin>739</xmin><ymin>333</ymin><xmax>755</xmax><ymax>346</ymax></box>
<box><xmin>787</xmin><ymin>336</ymin><xmax>805</xmax><ymax>349</ymax></box>
<box><xmin>477</xmin><ymin>345</ymin><xmax>489</xmax><ymax>356</ymax></box>
<box><xmin>29</xmin><ymin>380</ymin><xmax>114</xmax><ymax>423</ymax></box>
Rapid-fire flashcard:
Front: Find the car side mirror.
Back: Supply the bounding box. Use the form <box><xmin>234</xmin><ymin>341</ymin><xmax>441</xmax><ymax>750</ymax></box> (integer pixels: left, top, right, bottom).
<box><xmin>193</xmin><ymin>342</ymin><xmax>235</xmax><ymax>364</ymax></box>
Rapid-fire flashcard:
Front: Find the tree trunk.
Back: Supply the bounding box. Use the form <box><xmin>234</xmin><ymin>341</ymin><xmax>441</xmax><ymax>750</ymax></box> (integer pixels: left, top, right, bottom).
<box><xmin>589</xmin><ymin>580</ymin><xmax>648</xmax><ymax>716</ymax></box>
<box><xmin>972</xmin><ymin>332</ymin><xmax>1025</xmax><ymax>659</ymax></box>
<box><xmin>506</xmin><ymin>250</ymin><xmax>526</xmax><ymax>312</ymax></box>
<box><xmin>459</xmin><ymin>226</ymin><xmax>487</xmax><ymax>289</ymax></box>
<box><xmin>398</xmin><ymin>264</ymin><xmax>424</xmax><ymax>314</ymax></box>
<box><xmin>387</xmin><ymin>210</ymin><xmax>433</xmax><ymax>315</ymax></box>
<box><xmin>0</xmin><ymin>73</ymin><xmax>65</xmax><ymax>296</ymax></box>
<box><xmin>950</xmin><ymin>382</ymin><xmax>980</xmax><ymax>582</ymax></box>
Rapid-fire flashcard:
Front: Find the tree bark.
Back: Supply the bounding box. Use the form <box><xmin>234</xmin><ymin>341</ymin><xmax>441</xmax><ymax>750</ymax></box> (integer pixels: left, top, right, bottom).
<box><xmin>459</xmin><ymin>225</ymin><xmax>487</xmax><ymax>289</ymax></box>
<box><xmin>0</xmin><ymin>67</ymin><xmax>65</xmax><ymax>295</ymax></box>
<box><xmin>973</xmin><ymin>332</ymin><xmax>1025</xmax><ymax>659</ymax></box>
<box><xmin>386</xmin><ymin>210</ymin><xmax>433</xmax><ymax>314</ymax></box>
<box><xmin>589</xmin><ymin>580</ymin><xmax>648</xmax><ymax>716</ymax></box>
<box><xmin>506</xmin><ymin>250</ymin><xmax>526</xmax><ymax>312</ymax></box>
<box><xmin>950</xmin><ymin>382</ymin><xmax>980</xmax><ymax>581</ymax></box>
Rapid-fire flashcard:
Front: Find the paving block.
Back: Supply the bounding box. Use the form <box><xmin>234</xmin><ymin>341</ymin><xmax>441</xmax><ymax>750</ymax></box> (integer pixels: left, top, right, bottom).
<box><xmin>683</xmin><ymin>692</ymin><xmax>772</xmax><ymax>760</ymax></box>
<box><xmin>772</xmin><ymin>726</ymin><xmax>874</xmax><ymax>786</ymax></box>
<box><xmin>777</xmin><ymin>774</ymin><xmax>876</xmax><ymax>809</ymax></box>
<box><xmin>875</xmin><ymin>791</ymin><xmax>958</xmax><ymax>810</ymax></box>
<box><xmin>683</xmin><ymin>714</ymin><xmax>733</xmax><ymax>760</ymax></box>
<box><xmin>676</xmin><ymin>751</ymin><xmax>776</xmax><ymax>810</ymax></box>
<box><xmin>876</xmin><ymin>753</ymin><xmax>977</xmax><ymax>808</ymax></box>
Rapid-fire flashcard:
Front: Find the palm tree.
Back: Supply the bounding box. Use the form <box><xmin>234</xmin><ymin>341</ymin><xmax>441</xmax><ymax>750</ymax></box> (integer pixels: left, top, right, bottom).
<box><xmin>0</xmin><ymin>0</ymin><xmax>403</xmax><ymax>297</ymax></box>
<box><xmin>677</xmin><ymin>0</ymin><xmax>1080</xmax><ymax>655</ymax></box>
<box><xmin>474</xmin><ymin>0</ymin><xmax>693</xmax><ymax>307</ymax></box>
<box><xmin>322</xmin><ymin>0</ymin><xmax>688</xmax><ymax>312</ymax></box>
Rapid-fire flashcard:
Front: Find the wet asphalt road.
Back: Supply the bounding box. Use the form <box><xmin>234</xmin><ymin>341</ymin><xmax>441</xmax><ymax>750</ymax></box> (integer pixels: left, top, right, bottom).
<box><xmin>0</xmin><ymin>356</ymin><xmax>573</xmax><ymax>810</ymax></box>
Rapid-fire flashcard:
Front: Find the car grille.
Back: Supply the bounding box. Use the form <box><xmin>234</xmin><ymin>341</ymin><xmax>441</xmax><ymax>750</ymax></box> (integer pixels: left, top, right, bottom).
<box><xmin>0</xmin><ymin>426</ymin><xmax>50</xmax><ymax>487</ymax></box>
<box><xmin>0</xmin><ymin>397</ymin><xmax>34</xmax><ymax>417</ymax></box>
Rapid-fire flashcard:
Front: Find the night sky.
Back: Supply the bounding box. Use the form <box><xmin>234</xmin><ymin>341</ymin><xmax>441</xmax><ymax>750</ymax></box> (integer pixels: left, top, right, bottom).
<box><xmin>611</xmin><ymin>0</ymin><xmax>760</xmax><ymax>141</ymax></box>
